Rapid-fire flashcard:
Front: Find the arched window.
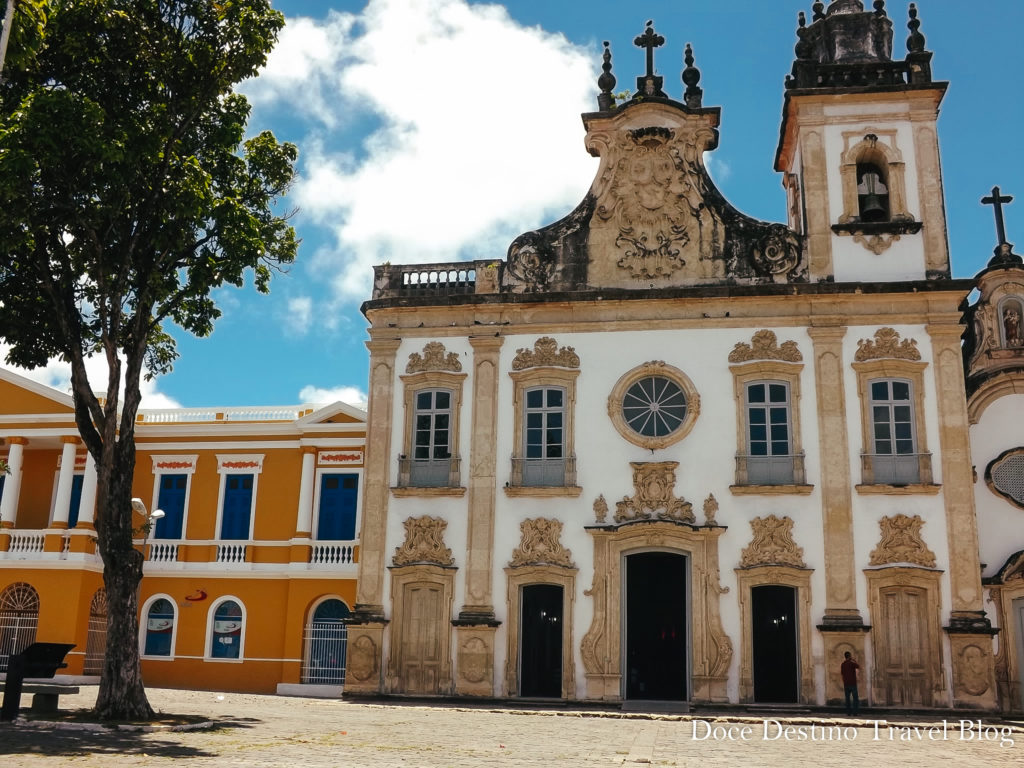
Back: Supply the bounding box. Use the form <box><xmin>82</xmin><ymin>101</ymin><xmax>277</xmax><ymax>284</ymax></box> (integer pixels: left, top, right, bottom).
<box><xmin>301</xmin><ymin>598</ymin><xmax>350</xmax><ymax>685</ymax></box>
<box><xmin>142</xmin><ymin>596</ymin><xmax>176</xmax><ymax>658</ymax></box>
<box><xmin>0</xmin><ymin>582</ymin><xmax>40</xmax><ymax>672</ymax></box>
<box><xmin>856</xmin><ymin>162</ymin><xmax>890</xmax><ymax>222</ymax></box>
<box><xmin>998</xmin><ymin>297</ymin><xmax>1024</xmax><ymax>348</ymax></box>
<box><xmin>83</xmin><ymin>588</ymin><xmax>108</xmax><ymax>674</ymax></box>
<box><xmin>208</xmin><ymin>598</ymin><xmax>245</xmax><ymax>660</ymax></box>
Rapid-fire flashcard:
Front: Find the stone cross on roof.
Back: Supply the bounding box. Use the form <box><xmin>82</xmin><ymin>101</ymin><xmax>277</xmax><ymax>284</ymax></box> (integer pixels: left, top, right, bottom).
<box><xmin>982</xmin><ymin>185</ymin><xmax>1021</xmax><ymax>267</ymax></box>
<box><xmin>633</xmin><ymin>20</ymin><xmax>667</xmax><ymax>99</ymax></box>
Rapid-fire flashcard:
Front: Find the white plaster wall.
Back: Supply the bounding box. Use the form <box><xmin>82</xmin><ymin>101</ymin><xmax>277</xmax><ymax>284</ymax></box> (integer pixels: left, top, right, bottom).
<box><xmin>383</xmin><ymin>320</ymin><xmax>964</xmax><ymax>702</ymax></box>
<box><xmin>971</xmin><ymin>393</ymin><xmax>1024</xmax><ymax>585</ymax></box>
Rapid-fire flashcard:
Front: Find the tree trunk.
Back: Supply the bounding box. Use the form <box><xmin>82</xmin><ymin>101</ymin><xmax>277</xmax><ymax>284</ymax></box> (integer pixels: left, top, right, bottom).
<box><xmin>91</xmin><ymin>414</ymin><xmax>154</xmax><ymax>720</ymax></box>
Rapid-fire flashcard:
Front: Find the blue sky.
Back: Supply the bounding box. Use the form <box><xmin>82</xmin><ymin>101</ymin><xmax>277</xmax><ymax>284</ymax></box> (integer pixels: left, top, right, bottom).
<box><xmin>6</xmin><ymin>0</ymin><xmax>1024</xmax><ymax>409</ymax></box>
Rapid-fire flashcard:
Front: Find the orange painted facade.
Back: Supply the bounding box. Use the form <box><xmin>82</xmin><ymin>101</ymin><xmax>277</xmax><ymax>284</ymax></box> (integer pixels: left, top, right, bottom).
<box><xmin>0</xmin><ymin>367</ymin><xmax>365</xmax><ymax>695</ymax></box>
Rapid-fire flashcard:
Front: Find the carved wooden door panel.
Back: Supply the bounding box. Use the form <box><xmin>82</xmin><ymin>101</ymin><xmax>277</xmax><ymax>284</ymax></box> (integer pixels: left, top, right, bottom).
<box><xmin>879</xmin><ymin>586</ymin><xmax>931</xmax><ymax>706</ymax></box>
<box><xmin>400</xmin><ymin>583</ymin><xmax>442</xmax><ymax>694</ymax></box>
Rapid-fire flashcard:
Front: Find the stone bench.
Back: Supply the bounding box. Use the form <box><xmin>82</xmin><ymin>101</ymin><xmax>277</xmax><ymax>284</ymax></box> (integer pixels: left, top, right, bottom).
<box><xmin>0</xmin><ymin>682</ymin><xmax>80</xmax><ymax>714</ymax></box>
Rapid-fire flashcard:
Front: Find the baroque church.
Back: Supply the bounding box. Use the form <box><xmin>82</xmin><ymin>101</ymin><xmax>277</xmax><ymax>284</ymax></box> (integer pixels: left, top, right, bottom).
<box><xmin>344</xmin><ymin>0</ymin><xmax>1024</xmax><ymax>711</ymax></box>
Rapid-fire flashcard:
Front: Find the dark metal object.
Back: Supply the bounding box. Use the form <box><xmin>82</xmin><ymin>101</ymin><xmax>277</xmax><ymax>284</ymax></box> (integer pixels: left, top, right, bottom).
<box><xmin>0</xmin><ymin>642</ymin><xmax>75</xmax><ymax>721</ymax></box>
<box><xmin>633</xmin><ymin>20</ymin><xmax>666</xmax><ymax>98</ymax></box>
<box><xmin>982</xmin><ymin>186</ymin><xmax>1014</xmax><ymax>249</ymax></box>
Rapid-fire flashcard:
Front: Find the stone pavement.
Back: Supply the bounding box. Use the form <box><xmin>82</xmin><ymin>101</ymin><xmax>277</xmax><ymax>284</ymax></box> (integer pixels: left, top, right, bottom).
<box><xmin>1</xmin><ymin>687</ymin><xmax>1022</xmax><ymax>767</ymax></box>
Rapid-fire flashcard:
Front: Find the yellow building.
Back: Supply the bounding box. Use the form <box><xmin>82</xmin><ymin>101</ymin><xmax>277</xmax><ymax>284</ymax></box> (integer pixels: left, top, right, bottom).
<box><xmin>0</xmin><ymin>366</ymin><xmax>366</xmax><ymax>695</ymax></box>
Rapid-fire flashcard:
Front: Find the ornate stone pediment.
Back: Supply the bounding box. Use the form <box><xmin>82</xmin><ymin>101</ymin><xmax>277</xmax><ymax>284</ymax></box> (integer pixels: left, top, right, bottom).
<box><xmin>613</xmin><ymin>461</ymin><xmax>695</xmax><ymax>524</ymax></box>
<box><xmin>406</xmin><ymin>342</ymin><xmax>462</xmax><ymax>374</ymax></box>
<box><xmin>739</xmin><ymin>515</ymin><xmax>805</xmax><ymax>568</ymax></box>
<box><xmin>869</xmin><ymin>514</ymin><xmax>936</xmax><ymax>568</ymax></box>
<box><xmin>509</xmin><ymin>518</ymin><xmax>575</xmax><ymax>568</ymax></box>
<box><xmin>511</xmin><ymin>337</ymin><xmax>580</xmax><ymax>371</ymax></box>
<box><xmin>392</xmin><ymin>515</ymin><xmax>455</xmax><ymax>566</ymax></box>
<box><xmin>855</xmin><ymin>327</ymin><xmax>921</xmax><ymax>362</ymax></box>
<box><xmin>728</xmin><ymin>330</ymin><xmax>803</xmax><ymax>363</ymax></box>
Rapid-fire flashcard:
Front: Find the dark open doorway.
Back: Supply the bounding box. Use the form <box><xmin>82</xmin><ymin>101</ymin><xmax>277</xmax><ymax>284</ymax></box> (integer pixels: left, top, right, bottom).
<box><xmin>625</xmin><ymin>552</ymin><xmax>687</xmax><ymax>700</ymax></box>
<box><xmin>752</xmin><ymin>584</ymin><xmax>799</xmax><ymax>702</ymax></box>
<box><xmin>520</xmin><ymin>584</ymin><xmax>563</xmax><ymax>697</ymax></box>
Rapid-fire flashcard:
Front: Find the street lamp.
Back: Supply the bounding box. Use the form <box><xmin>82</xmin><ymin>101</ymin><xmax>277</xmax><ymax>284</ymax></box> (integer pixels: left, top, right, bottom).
<box><xmin>131</xmin><ymin>498</ymin><xmax>164</xmax><ymax>558</ymax></box>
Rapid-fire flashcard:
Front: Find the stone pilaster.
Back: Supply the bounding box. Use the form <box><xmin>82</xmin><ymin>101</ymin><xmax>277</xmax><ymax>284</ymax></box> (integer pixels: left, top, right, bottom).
<box><xmin>353</xmin><ymin>337</ymin><xmax>401</xmax><ymax>622</ymax></box>
<box><xmin>799</xmin><ymin>115</ymin><xmax>835</xmax><ymax>279</ymax></box>
<box><xmin>453</xmin><ymin>624</ymin><xmax>497</xmax><ymax>696</ymax></box>
<box><xmin>821</xmin><ymin>630</ymin><xmax>870</xmax><ymax>706</ymax></box>
<box><xmin>458</xmin><ymin>335</ymin><xmax>504</xmax><ymax>622</ymax></box>
<box><xmin>293</xmin><ymin>447</ymin><xmax>317</xmax><ymax>537</ymax></box>
<box><xmin>808</xmin><ymin>326</ymin><xmax>863</xmax><ymax>627</ymax></box>
<box><xmin>927</xmin><ymin>324</ymin><xmax>998</xmax><ymax>709</ymax></box>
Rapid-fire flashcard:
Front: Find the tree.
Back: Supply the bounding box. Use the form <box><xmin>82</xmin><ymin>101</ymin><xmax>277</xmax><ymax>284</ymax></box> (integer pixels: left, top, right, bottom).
<box><xmin>0</xmin><ymin>1</ymin><xmax>297</xmax><ymax>719</ymax></box>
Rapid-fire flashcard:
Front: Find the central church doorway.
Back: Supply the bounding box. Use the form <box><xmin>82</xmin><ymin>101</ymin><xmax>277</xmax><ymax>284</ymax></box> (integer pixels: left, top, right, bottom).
<box><xmin>752</xmin><ymin>585</ymin><xmax>799</xmax><ymax>702</ymax></box>
<box><xmin>519</xmin><ymin>584</ymin><xmax>563</xmax><ymax>697</ymax></box>
<box><xmin>624</xmin><ymin>552</ymin><xmax>687</xmax><ymax>700</ymax></box>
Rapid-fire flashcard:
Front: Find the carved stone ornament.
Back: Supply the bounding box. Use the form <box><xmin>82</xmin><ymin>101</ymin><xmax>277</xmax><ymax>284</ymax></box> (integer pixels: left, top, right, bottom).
<box><xmin>855</xmin><ymin>327</ymin><xmax>921</xmax><ymax>362</ymax></box>
<box><xmin>957</xmin><ymin>643</ymin><xmax>992</xmax><ymax>697</ymax></box>
<box><xmin>728</xmin><ymin>330</ymin><xmax>803</xmax><ymax>363</ymax></box>
<box><xmin>702</xmin><ymin>494</ymin><xmax>718</xmax><ymax>524</ymax></box>
<box><xmin>595</xmin><ymin>127</ymin><xmax>701</xmax><ymax>281</ymax></box>
<box><xmin>392</xmin><ymin>515</ymin><xmax>455</xmax><ymax>567</ymax></box>
<box><xmin>751</xmin><ymin>225</ymin><xmax>801</xmax><ymax>278</ymax></box>
<box><xmin>347</xmin><ymin>634</ymin><xmax>379</xmax><ymax>683</ymax></box>
<box><xmin>506</xmin><ymin>240</ymin><xmax>555</xmax><ymax>291</ymax></box>
<box><xmin>511</xmin><ymin>337</ymin><xmax>580</xmax><ymax>371</ymax></box>
<box><xmin>739</xmin><ymin>515</ymin><xmax>805</xmax><ymax>568</ymax></box>
<box><xmin>593</xmin><ymin>494</ymin><xmax>609</xmax><ymax>524</ymax></box>
<box><xmin>613</xmin><ymin>461</ymin><xmax>695</xmax><ymax>524</ymax></box>
<box><xmin>853</xmin><ymin>231</ymin><xmax>901</xmax><ymax>255</ymax></box>
<box><xmin>868</xmin><ymin>514</ymin><xmax>936</xmax><ymax>568</ymax></box>
<box><xmin>406</xmin><ymin>341</ymin><xmax>463</xmax><ymax>374</ymax></box>
<box><xmin>509</xmin><ymin>517</ymin><xmax>575</xmax><ymax>568</ymax></box>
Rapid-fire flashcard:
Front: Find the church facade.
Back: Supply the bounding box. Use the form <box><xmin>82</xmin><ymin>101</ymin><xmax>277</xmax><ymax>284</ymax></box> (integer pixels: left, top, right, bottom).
<box><xmin>346</xmin><ymin>1</ymin><xmax>1018</xmax><ymax>710</ymax></box>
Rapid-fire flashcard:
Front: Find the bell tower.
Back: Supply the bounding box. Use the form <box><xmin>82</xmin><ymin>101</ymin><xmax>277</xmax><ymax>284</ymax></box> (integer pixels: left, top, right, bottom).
<box><xmin>775</xmin><ymin>1</ymin><xmax>949</xmax><ymax>283</ymax></box>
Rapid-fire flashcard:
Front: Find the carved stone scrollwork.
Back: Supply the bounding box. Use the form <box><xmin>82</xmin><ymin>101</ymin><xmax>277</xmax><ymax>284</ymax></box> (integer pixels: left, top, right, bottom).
<box><xmin>728</xmin><ymin>330</ymin><xmax>803</xmax><ymax>363</ymax></box>
<box><xmin>740</xmin><ymin>515</ymin><xmax>806</xmax><ymax>568</ymax></box>
<box><xmin>869</xmin><ymin>513</ymin><xmax>936</xmax><ymax>568</ymax></box>
<box><xmin>511</xmin><ymin>337</ymin><xmax>580</xmax><ymax>371</ymax></box>
<box><xmin>853</xmin><ymin>231</ymin><xmax>901</xmax><ymax>255</ymax></box>
<box><xmin>509</xmin><ymin>518</ymin><xmax>575</xmax><ymax>568</ymax></box>
<box><xmin>506</xmin><ymin>239</ymin><xmax>555</xmax><ymax>291</ymax></box>
<box><xmin>392</xmin><ymin>515</ymin><xmax>455</xmax><ymax>566</ymax></box>
<box><xmin>854</xmin><ymin>327</ymin><xmax>921</xmax><ymax>361</ymax></box>
<box><xmin>406</xmin><ymin>341</ymin><xmax>463</xmax><ymax>373</ymax></box>
<box><xmin>751</xmin><ymin>224</ymin><xmax>801</xmax><ymax>278</ymax></box>
<box><xmin>613</xmin><ymin>461</ymin><xmax>695</xmax><ymax>524</ymax></box>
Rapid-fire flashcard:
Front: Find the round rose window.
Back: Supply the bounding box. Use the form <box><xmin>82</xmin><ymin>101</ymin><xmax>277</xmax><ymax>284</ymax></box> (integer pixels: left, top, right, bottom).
<box><xmin>608</xmin><ymin>362</ymin><xmax>700</xmax><ymax>450</ymax></box>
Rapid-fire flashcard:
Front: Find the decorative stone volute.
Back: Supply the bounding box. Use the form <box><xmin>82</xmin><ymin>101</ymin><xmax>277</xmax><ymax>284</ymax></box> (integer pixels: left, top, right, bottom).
<box><xmin>406</xmin><ymin>342</ymin><xmax>462</xmax><ymax>374</ymax></box>
<box><xmin>855</xmin><ymin>327</ymin><xmax>921</xmax><ymax>361</ymax></box>
<box><xmin>511</xmin><ymin>337</ymin><xmax>580</xmax><ymax>371</ymax></box>
<box><xmin>740</xmin><ymin>515</ymin><xmax>806</xmax><ymax>568</ymax></box>
<box><xmin>509</xmin><ymin>518</ymin><xmax>575</xmax><ymax>569</ymax></box>
<box><xmin>392</xmin><ymin>516</ymin><xmax>455</xmax><ymax>567</ymax></box>
<box><xmin>728</xmin><ymin>330</ymin><xmax>803</xmax><ymax>363</ymax></box>
<box><xmin>869</xmin><ymin>514</ymin><xmax>936</xmax><ymax>568</ymax></box>
<box><xmin>612</xmin><ymin>462</ymin><xmax>695</xmax><ymax>525</ymax></box>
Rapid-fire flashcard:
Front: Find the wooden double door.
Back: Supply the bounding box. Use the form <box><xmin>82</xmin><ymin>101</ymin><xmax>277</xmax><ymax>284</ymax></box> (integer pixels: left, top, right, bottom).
<box><xmin>877</xmin><ymin>586</ymin><xmax>933</xmax><ymax>706</ymax></box>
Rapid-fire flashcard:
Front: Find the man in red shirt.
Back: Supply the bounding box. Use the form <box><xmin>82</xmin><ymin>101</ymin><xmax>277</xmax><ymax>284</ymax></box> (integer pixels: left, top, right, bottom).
<box><xmin>841</xmin><ymin>651</ymin><xmax>861</xmax><ymax>716</ymax></box>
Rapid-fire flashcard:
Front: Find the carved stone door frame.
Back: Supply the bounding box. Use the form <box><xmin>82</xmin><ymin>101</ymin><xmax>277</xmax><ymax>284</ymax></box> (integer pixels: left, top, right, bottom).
<box><xmin>734</xmin><ymin>565</ymin><xmax>815</xmax><ymax>703</ymax></box>
<box><xmin>504</xmin><ymin>565</ymin><xmax>577</xmax><ymax>699</ymax></box>
<box><xmin>865</xmin><ymin>566</ymin><xmax>944</xmax><ymax>707</ymax></box>
<box><xmin>581</xmin><ymin>522</ymin><xmax>731</xmax><ymax>702</ymax></box>
<box><xmin>386</xmin><ymin>564</ymin><xmax>455</xmax><ymax>695</ymax></box>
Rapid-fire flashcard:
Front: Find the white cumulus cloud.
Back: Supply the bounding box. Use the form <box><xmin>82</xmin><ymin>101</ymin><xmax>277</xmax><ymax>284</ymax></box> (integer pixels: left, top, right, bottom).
<box><xmin>0</xmin><ymin>345</ymin><xmax>182</xmax><ymax>410</ymax></box>
<box><xmin>284</xmin><ymin>295</ymin><xmax>314</xmax><ymax>335</ymax></box>
<box><xmin>299</xmin><ymin>384</ymin><xmax>368</xmax><ymax>409</ymax></box>
<box><xmin>244</xmin><ymin>0</ymin><xmax>599</xmax><ymax>299</ymax></box>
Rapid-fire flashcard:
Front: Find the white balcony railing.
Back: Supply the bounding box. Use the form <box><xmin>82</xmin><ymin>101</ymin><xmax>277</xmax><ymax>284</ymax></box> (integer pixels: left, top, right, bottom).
<box><xmin>136</xmin><ymin>405</ymin><xmax>313</xmax><ymax>424</ymax></box>
<box><xmin>311</xmin><ymin>543</ymin><xmax>355</xmax><ymax>566</ymax></box>
<box><xmin>148</xmin><ymin>542</ymin><xmax>180</xmax><ymax>563</ymax></box>
<box><xmin>6</xmin><ymin>530</ymin><xmax>45</xmax><ymax>555</ymax></box>
<box><xmin>216</xmin><ymin>543</ymin><xmax>248</xmax><ymax>564</ymax></box>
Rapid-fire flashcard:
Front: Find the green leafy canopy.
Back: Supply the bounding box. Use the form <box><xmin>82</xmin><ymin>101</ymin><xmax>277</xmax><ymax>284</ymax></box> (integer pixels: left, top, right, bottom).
<box><xmin>0</xmin><ymin>0</ymin><xmax>297</xmax><ymax>383</ymax></box>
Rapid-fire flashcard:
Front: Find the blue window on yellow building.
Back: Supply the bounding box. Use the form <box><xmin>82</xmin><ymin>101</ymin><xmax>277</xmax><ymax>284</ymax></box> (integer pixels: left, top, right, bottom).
<box><xmin>316</xmin><ymin>474</ymin><xmax>358</xmax><ymax>541</ymax></box>
<box><xmin>143</xmin><ymin>598</ymin><xmax>175</xmax><ymax>657</ymax></box>
<box><xmin>220</xmin><ymin>474</ymin><xmax>254</xmax><ymax>540</ymax></box>
<box><xmin>67</xmin><ymin>474</ymin><xmax>84</xmax><ymax>528</ymax></box>
<box><xmin>155</xmin><ymin>474</ymin><xmax>187</xmax><ymax>539</ymax></box>
<box><xmin>211</xmin><ymin>600</ymin><xmax>244</xmax><ymax>660</ymax></box>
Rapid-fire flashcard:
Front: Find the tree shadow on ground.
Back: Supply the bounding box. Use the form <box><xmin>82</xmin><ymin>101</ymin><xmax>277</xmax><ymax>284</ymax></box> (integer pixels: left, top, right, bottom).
<box><xmin>0</xmin><ymin>716</ymin><xmax>261</xmax><ymax>758</ymax></box>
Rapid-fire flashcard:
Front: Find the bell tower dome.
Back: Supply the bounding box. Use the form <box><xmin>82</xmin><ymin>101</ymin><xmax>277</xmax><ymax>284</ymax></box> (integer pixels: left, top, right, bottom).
<box><xmin>775</xmin><ymin>1</ymin><xmax>949</xmax><ymax>283</ymax></box>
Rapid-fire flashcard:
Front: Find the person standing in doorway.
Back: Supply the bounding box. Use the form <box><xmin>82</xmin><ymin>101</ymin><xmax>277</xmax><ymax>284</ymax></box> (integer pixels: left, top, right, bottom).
<box><xmin>841</xmin><ymin>651</ymin><xmax>861</xmax><ymax>716</ymax></box>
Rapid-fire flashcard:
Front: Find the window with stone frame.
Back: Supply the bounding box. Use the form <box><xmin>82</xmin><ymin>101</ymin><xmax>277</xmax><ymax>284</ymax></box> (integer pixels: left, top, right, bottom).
<box><xmin>509</xmin><ymin>368</ymin><xmax>579</xmax><ymax>491</ymax></box>
<box><xmin>207</xmin><ymin>597</ymin><xmax>245</xmax><ymax>661</ymax></box>
<box><xmin>853</xmin><ymin>359</ymin><xmax>933</xmax><ymax>489</ymax></box>
<box><xmin>397</xmin><ymin>370</ymin><xmax>465</xmax><ymax>490</ymax></box>
<box><xmin>729</xmin><ymin>360</ymin><xmax>808</xmax><ymax>491</ymax></box>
